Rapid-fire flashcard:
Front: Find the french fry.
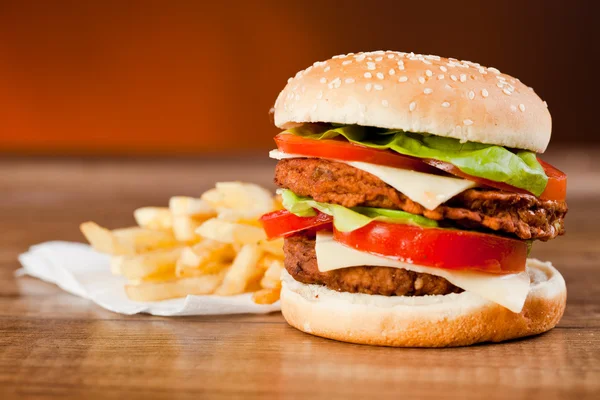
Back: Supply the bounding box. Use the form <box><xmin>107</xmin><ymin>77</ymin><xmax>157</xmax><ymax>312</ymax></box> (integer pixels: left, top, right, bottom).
<box><xmin>169</xmin><ymin>197</ymin><xmax>216</xmax><ymax>241</ymax></box>
<box><xmin>202</xmin><ymin>182</ymin><xmax>274</xmax><ymax>220</ymax></box>
<box><xmin>252</xmin><ymin>288</ymin><xmax>281</xmax><ymax>304</ymax></box>
<box><xmin>196</xmin><ymin>219</ymin><xmax>266</xmax><ymax>244</ymax></box>
<box><xmin>114</xmin><ymin>247</ymin><xmax>183</xmax><ymax>281</ymax></box>
<box><xmin>80</xmin><ymin>222</ymin><xmax>178</xmax><ymax>255</ymax></box>
<box><xmin>82</xmin><ymin>181</ymin><xmax>286</xmax><ymax>304</ymax></box>
<box><xmin>176</xmin><ymin>240</ymin><xmax>235</xmax><ymax>277</ymax></box>
<box><xmin>258</xmin><ymin>238</ymin><xmax>284</xmax><ymax>258</ymax></box>
<box><xmin>169</xmin><ymin>196</ymin><xmax>215</xmax><ymax>217</ymax></box>
<box><xmin>172</xmin><ymin>215</ymin><xmax>203</xmax><ymax>242</ymax></box>
<box><xmin>133</xmin><ymin>207</ymin><xmax>173</xmax><ymax>230</ymax></box>
<box><xmin>125</xmin><ymin>271</ymin><xmax>226</xmax><ymax>302</ymax></box>
<box><xmin>215</xmin><ymin>244</ymin><xmax>263</xmax><ymax>295</ymax></box>
<box><xmin>260</xmin><ymin>258</ymin><xmax>284</xmax><ymax>289</ymax></box>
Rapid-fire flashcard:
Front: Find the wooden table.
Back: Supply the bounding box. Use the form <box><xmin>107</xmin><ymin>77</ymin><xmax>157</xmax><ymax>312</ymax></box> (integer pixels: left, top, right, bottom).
<box><xmin>1</xmin><ymin>152</ymin><xmax>599</xmax><ymax>399</ymax></box>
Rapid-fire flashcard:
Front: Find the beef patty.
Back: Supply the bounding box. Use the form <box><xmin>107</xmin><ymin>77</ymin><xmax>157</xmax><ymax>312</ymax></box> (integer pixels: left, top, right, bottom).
<box><xmin>275</xmin><ymin>158</ymin><xmax>567</xmax><ymax>241</ymax></box>
<box><xmin>284</xmin><ymin>235</ymin><xmax>462</xmax><ymax>296</ymax></box>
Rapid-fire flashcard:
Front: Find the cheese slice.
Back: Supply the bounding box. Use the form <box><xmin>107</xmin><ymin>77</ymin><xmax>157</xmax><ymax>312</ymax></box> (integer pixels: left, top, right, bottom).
<box><xmin>315</xmin><ymin>232</ymin><xmax>530</xmax><ymax>313</ymax></box>
<box><xmin>269</xmin><ymin>150</ymin><xmax>476</xmax><ymax>210</ymax></box>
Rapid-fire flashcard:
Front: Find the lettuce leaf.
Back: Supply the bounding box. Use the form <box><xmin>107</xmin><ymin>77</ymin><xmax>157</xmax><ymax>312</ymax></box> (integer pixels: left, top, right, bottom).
<box><xmin>287</xmin><ymin>124</ymin><xmax>548</xmax><ymax>196</ymax></box>
<box><xmin>280</xmin><ymin>189</ymin><xmax>438</xmax><ymax>232</ymax></box>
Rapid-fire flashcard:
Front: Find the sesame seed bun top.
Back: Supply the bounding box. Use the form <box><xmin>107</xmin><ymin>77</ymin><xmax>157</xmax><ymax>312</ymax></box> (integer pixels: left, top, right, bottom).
<box><xmin>273</xmin><ymin>51</ymin><xmax>551</xmax><ymax>153</ymax></box>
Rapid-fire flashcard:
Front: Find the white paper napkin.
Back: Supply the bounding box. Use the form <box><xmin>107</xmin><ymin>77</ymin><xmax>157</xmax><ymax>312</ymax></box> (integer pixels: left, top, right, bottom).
<box><xmin>18</xmin><ymin>241</ymin><xmax>281</xmax><ymax>316</ymax></box>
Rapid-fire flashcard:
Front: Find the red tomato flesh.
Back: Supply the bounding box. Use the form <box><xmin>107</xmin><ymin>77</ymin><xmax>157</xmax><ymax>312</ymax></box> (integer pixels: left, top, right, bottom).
<box><xmin>275</xmin><ymin>133</ymin><xmax>567</xmax><ymax>201</ymax></box>
<box><xmin>260</xmin><ymin>210</ymin><xmax>526</xmax><ymax>274</ymax></box>
<box><xmin>260</xmin><ymin>209</ymin><xmax>332</xmax><ymax>239</ymax></box>
<box><xmin>537</xmin><ymin>158</ymin><xmax>567</xmax><ymax>201</ymax></box>
<box><xmin>275</xmin><ymin>133</ymin><xmax>442</xmax><ymax>175</ymax></box>
<box><xmin>334</xmin><ymin>221</ymin><xmax>527</xmax><ymax>274</ymax></box>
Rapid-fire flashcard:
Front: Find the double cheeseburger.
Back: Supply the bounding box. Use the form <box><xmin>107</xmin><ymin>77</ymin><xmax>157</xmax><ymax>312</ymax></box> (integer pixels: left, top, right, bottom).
<box><xmin>260</xmin><ymin>51</ymin><xmax>568</xmax><ymax>347</ymax></box>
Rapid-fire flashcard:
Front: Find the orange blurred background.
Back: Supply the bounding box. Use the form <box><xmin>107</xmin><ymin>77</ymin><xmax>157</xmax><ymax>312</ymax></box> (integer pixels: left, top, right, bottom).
<box><xmin>0</xmin><ymin>1</ymin><xmax>594</xmax><ymax>155</ymax></box>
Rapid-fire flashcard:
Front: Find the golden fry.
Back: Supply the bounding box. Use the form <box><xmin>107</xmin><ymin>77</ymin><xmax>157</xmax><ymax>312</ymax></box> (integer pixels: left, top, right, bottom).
<box><xmin>133</xmin><ymin>207</ymin><xmax>173</xmax><ymax>230</ymax></box>
<box><xmin>116</xmin><ymin>247</ymin><xmax>183</xmax><ymax>280</ymax></box>
<box><xmin>215</xmin><ymin>244</ymin><xmax>263</xmax><ymax>295</ymax></box>
<box><xmin>125</xmin><ymin>271</ymin><xmax>226</xmax><ymax>302</ymax></box>
<box><xmin>196</xmin><ymin>219</ymin><xmax>266</xmax><ymax>244</ymax></box>
<box><xmin>252</xmin><ymin>288</ymin><xmax>281</xmax><ymax>305</ymax></box>
<box><xmin>80</xmin><ymin>222</ymin><xmax>178</xmax><ymax>255</ymax></box>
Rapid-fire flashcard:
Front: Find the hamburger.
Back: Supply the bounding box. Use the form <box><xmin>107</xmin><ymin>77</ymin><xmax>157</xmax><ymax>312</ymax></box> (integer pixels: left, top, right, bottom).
<box><xmin>260</xmin><ymin>51</ymin><xmax>568</xmax><ymax>347</ymax></box>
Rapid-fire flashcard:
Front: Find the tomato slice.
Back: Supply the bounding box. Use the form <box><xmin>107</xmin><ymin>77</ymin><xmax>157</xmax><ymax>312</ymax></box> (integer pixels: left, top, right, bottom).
<box><xmin>537</xmin><ymin>158</ymin><xmax>567</xmax><ymax>201</ymax></box>
<box><xmin>423</xmin><ymin>158</ymin><xmax>567</xmax><ymax>201</ymax></box>
<box><xmin>334</xmin><ymin>221</ymin><xmax>527</xmax><ymax>274</ymax></box>
<box><xmin>275</xmin><ymin>134</ymin><xmax>442</xmax><ymax>175</ymax></box>
<box><xmin>260</xmin><ymin>209</ymin><xmax>333</xmax><ymax>240</ymax></box>
<box><xmin>275</xmin><ymin>133</ymin><xmax>567</xmax><ymax>202</ymax></box>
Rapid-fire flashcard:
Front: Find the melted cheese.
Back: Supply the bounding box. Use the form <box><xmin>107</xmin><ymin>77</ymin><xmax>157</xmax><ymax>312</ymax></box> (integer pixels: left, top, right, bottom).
<box><xmin>269</xmin><ymin>150</ymin><xmax>476</xmax><ymax>210</ymax></box>
<box><xmin>315</xmin><ymin>232</ymin><xmax>530</xmax><ymax>313</ymax></box>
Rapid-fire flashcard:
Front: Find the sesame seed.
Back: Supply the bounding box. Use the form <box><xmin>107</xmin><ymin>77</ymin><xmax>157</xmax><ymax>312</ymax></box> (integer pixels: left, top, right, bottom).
<box><xmin>409</xmin><ymin>101</ymin><xmax>416</xmax><ymax>112</ymax></box>
<box><xmin>355</xmin><ymin>54</ymin><xmax>366</xmax><ymax>61</ymax></box>
<box><xmin>445</xmin><ymin>84</ymin><xmax>453</xmax><ymax>90</ymax></box>
<box><xmin>365</xmin><ymin>83</ymin><xmax>373</xmax><ymax>92</ymax></box>
<box><xmin>510</xmin><ymin>105</ymin><xmax>517</xmax><ymax>112</ymax></box>
<box><xmin>463</xmin><ymin>119</ymin><xmax>473</xmax><ymax>126</ymax></box>
<box><xmin>460</xmin><ymin>74</ymin><xmax>467</xmax><ymax>82</ymax></box>
<box><xmin>374</xmin><ymin>84</ymin><xmax>383</xmax><ymax>91</ymax></box>
<box><xmin>496</xmin><ymin>75</ymin><xmax>506</xmax><ymax>81</ymax></box>
<box><xmin>418</xmin><ymin>77</ymin><xmax>426</xmax><ymax>84</ymax></box>
<box><xmin>342</xmin><ymin>60</ymin><xmax>352</xmax><ymax>66</ymax></box>
<box><xmin>375</xmin><ymin>56</ymin><xmax>383</xmax><ymax>62</ymax></box>
<box><xmin>382</xmin><ymin>99</ymin><xmax>389</xmax><ymax>107</ymax></box>
<box><xmin>389</xmin><ymin>68</ymin><xmax>396</xmax><ymax>75</ymax></box>
<box><xmin>488</xmin><ymin>67</ymin><xmax>501</xmax><ymax>74</ymax></box>
<box><xmin>376</xmin><ymin>72</ymin><xmax>384</xmax><ymax>80</ymax></box>
<box><xmin>423</xmin><ymin>60</ymin><xmax>432</xmax><ymax>65</ymax></box>
<box><xmin>497</xmin><ymin>82</ymin><xmax>504</xmax><ymax>88</ymax></box>
<box><xmin>519</xmin><ymin>104</ymin><xmax>526</xmax><ymax>112</ymax></box>
<box><xmin>399</xmin><ymin>76</ymin><xmax>408</xmax><ymax>82</ymax></box>
<box><xmin>426</xmin><ymin>70</ymin><xmax>433</xmax><ymax>77</ymax></box>
<box><xmin>364</xmin><ymin>72</ymin><xmax>372</xmax><ymax>78</ymax></box>
<box><xmin>367</xmin><ymin>62</ymin><xmax>376</xmax><ymax>70</ymax></box>
<box><xmin>324</xmin><ymin>66</ymin><xmax>330</xmax><ymax>72</ymax></box>
<box><xmin>482</xmin><ymin>89</ymin><xmax>489</xmax><ymax>97</ymax></box>
<box><xmin>543</xmin><ymin>100</ymin><xmax>548</xmax><ymax>108</ymax></box>
<box><xmin>503</xmin><ymin>88</ymin><xmax>512</xmax><ymax>95</ymax></box>
<box><xmin>287</xmin><ymin>78</ymin><xmax>293</xmax><ymax>83</ymax></box>
<box><xmin>440</xmin><ymin>66</ymin><xmax>448</xmax><ymax>72</ymax></box>
<box><xmin>437</xmin><ymin>74</ymin><xmax>445</xmax><ymax>80</ymax></box>
<box><xmin>468</xmin><ymin>90</ymin><xmax>475</xmax><ymax>100</ymax></box>
<box><xmin>424</xmin><ymin>88</ymin><xmax>433</xmax><ymax>94</ymax></box>
<box><xmin>320</xmin><ymin>77</ymin><xmax>327</xmax><ymax>84</ymax></box>
<box><xmin>442</xmin><ymin>102</ymin><xmax>450</xmax><ymax>108</ymax></box>
<box><xmin>387</xmin><ymin>54</ymin><xmax>395</xmax><ymax>59</ymax></box>
<box><xmin>317</xmin><ymin>91</ymin><xmax>323</xmax><ymax>99</ymax></box>
<box><xmin>345</xmin><ymin>78</ymin><xmax>355</xmax><ymax>84</ymax></box>
<box><xmin>450</xmin><ymin>75</ymin><xmax>458</xmax><ymax>81</ymax></box>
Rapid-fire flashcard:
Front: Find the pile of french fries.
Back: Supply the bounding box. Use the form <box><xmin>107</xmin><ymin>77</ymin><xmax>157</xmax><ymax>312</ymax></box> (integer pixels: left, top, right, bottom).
<box><xmin>80</xmin><ymin>182</ymin><xmax>284</xmax><ymax>304</ymax></box>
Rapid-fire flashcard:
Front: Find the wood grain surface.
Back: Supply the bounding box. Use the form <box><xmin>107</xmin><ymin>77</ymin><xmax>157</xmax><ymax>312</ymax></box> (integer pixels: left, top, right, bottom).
<box><xmin>1</xmin><ymin>152</ymin><xmax>599</xmax><ymax>399</ymax></box>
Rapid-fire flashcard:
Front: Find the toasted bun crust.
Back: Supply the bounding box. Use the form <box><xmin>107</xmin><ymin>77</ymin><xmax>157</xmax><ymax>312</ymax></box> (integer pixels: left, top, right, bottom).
<box><xmin>274</xmin><ymin>51</ymin><xmax>551</xmax><ymax>152</ymax></box>
<box><xmin>280</xmin><ymin>259</ymin><xmax>566</xmax><ymax>347</ymax></box>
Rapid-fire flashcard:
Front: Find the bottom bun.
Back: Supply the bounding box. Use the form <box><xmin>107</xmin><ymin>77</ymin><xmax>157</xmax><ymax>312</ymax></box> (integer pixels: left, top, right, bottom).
<box><xmin>280</xmin><ymin>259</ymin><xmax>566</xmax><ymax>347</ymax></box>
